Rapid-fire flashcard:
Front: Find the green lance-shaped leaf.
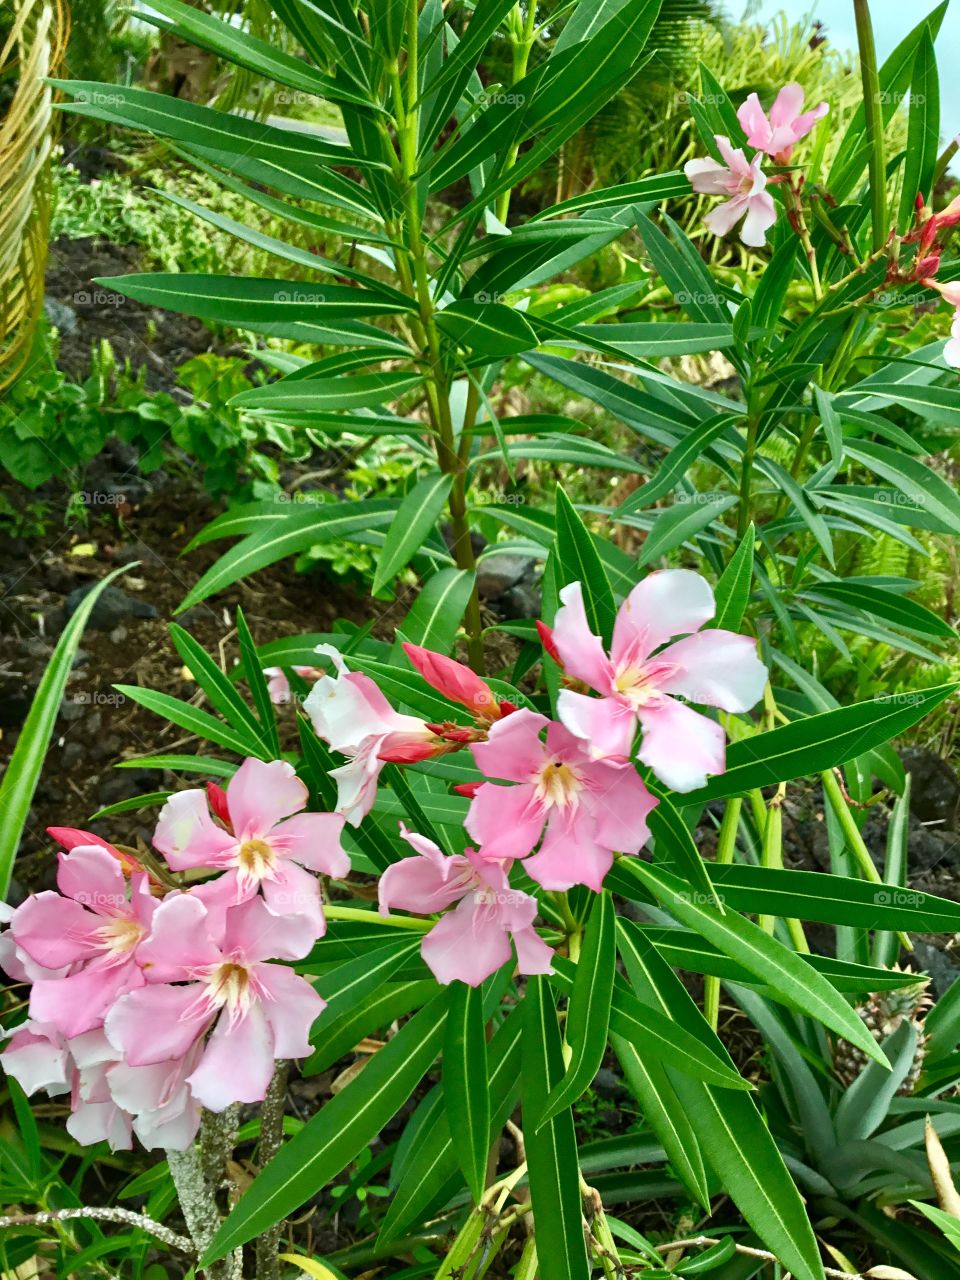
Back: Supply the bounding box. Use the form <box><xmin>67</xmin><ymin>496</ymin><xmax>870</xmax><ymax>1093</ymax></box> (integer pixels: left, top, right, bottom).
<box><xmin>442</xmin><ymin>982</ymin><xmax>490</xmax><ymax>1203</ymax></box>
<box><xmin>235</xmin><ymin>608</ymin><xmax>281</xmax><ymax>759</ymax></box>
<box><xmin>168</xmin><ymin>623</ymin><xmax>268</xmax><ymax>750</ymax></box>
<box><xmin>554</xmin><ymin>485</ymin><xmax>616</xmax><ymax>643</ymax></box>
<box><xmin>615</xmin><ymin>414</ymin><xmax>738</xmax><ymax>516</ymax></box>
<box><xmin>373</xmin><ymin>473</ymin><xmax>453</xmax><ymax>595</ymax></box>
<box><xmin>711</xmin><ymin>523</ymin><xmax>755</xmax><ymax>632</ymax></box>
<box><xmin>394</xmin><ymin>569</ymin><xmax>475</xmax><ymax>654</ymax></box>
<box><xmin>677</xmin><ymin>681</ymin><xmax>958</xmax><ymax>803</ymax></box>
<box><xmin>113</xmin><ymin>686</ymin><xmax>266</xmax><ymax>759</ymax></box>
<box><xmin>0</xmin><ymin>565</ymin><xmax>133</xmax><ymax>896</ymax></box>
<box><xmin>648</xmin><ymin>790</ymin><xmax>720</xmax><ymax>911</ymax></box>
<box><xmin>522</xmin><ymin>978</ymin><xmax>591</xmax><ymax>1280</ymax></box>
<box><xmin>200</xmin><ymin>992</ymin><xmax>448</xmax><ymax>1263</ymax></box>
<box><xmin>623</xmin><ymin>860</ymin><xmax>889</xmax><ymax>1067</ymax></box>
<box><xmin>538</xmin><ymin>891</ymin><xmax>615</xmax><ymax>1127</ymax></box>
<box><xmin>897</xmin><ymin>27</ymin><xmax>941</xmax><ymax>230</ymax></box>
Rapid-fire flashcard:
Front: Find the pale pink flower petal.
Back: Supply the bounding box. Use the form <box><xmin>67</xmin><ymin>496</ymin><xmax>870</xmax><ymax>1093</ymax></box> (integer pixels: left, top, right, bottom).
<box><xmin>56</xmin><ymin>845</ymin><xmax>126</xmax><ymax>911</ymax></box>
<box><xmin>587</xmin><ymin>763</ymin><xmax>659</xmax><ymax>854</ymax></box>
<box><xmin>637</xmin><ymin>697</ymin><xmax>726</xmax><ymax>792</ymax></box>
<box><xmin>67</xmin><ymin>1098</ymin><xmax>132</xmax><ymax>1151</ymax></box>
<box><xmin>11</xmin><ymin>891</ymin><xmax>103</xmax><ymax>969</ymax></box>
<box><xmin>261</xmin><ymin>859</ymin><xmax>326</xmax><ymax>936</ymax></box>
<box><xmin>226</xmin><ymin>757</ymin><xmax>308</xmax><ymax>839</ymax></box>
<box><xmin>105</xmin><ymin>984</ymin><xmax>211</xmax><ymax>1068</ymax></box>
<box><xmin>510</xmin><ymin>920</ymin><xmax>556</xmax><ymax>976</ymax></box>
<box><xmin>525</xmin><ymin>811</ymin><xmax>613</xmax><ymax>892</ymax></box>
<box><xmin>655</xmin><ymin>629</ymin><xmax>768</xmax><ymax>713</ymax></box>
<box><xmin>268</xmin><ymin>811</ymin><xmax>349</xmax><ymax>878</ymax></box>
<box><xmin>551</xmin><ymin>583</ymin><xmax>616</xmax><ymax>691</ymax></box>
<box><xmin>556</xmin><ymin>689</ymin><xmax>636</xmax><ymax>760</ymax></box>
<box><xmin>463</xmin><ymin>782</ymin><xmax>544</xmax><ymax>861</ymax></box>
<box><xmin>153</xmin><ymin>789</ymin><xmax>235</xmax><ymax>871</ymax></box>
<box><xmin>471</xmin><ymin>707</ymin><xmax>549</xmax><ymax>781</ymax></box>
<box><xmin>136</xmin><ymin>894</ymin><xmax>221</xmax><ymax>982</ymax></box>
<box><xmin>378</xmin><ymin>846</ymin><xmax>471</xmax><ymax>914</ymax></box>
<box><xmin>223</xmin><ymin>895</ymin><xmax>317</xmax><ymax>963</ymax></box>
<box><xmin>611</xmin><ymin>569</ymin><xmax>716</xmax><ymax>668</ymax></box>
<box><xmin>1</xmin><ymin>1022</ymin><xmax>70</xmax><ymax>1095</ymax></box>
<box><xmin>739</xmin><ymin>191</ymin><xmax>778</xmax><ymax>248</ymax></box>
<box><xmin>421</xmin><ymin>896</ymin><xmax>513</xmax><ymax>986</ymax></box>
<box><xmin>188</xmin><ymin>1003</ymin><xmax>275</xmax><ymax>1111</ymax></box>
<box><xmin>683</xmin><ymin>155</ymin><xmax>733</xmax><ymax>195</ymax></box>
<box><xmin>257</xmin><ymin>963</ymin><xmax>325</xmax><ymax>1058</ymax></box>
<box><xmin>30</xmin><ymin>957</ymin><xmax>144</xmax><ymax>1039</ymax></box>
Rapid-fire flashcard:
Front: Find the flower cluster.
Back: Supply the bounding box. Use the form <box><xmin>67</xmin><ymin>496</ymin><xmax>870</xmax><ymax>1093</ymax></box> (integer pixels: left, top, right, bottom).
<box><xmin>1</xmin><ymin>570</ymin><xmax>767</xmax><ymax>1134</ymax></box>
<box><xmin>305</xmin><ymin>570</ymin><xmax>766</xmax><ymax>983</ymax></box>
<box><xmin>0</xmin><ymin>759</ymin><xmax>344</xmax><ymax>1149</ymax></box>
<box><xmin>684</xmin><ymin>83</ymin><xmax>828</xmax><ymax>247</ymax></box>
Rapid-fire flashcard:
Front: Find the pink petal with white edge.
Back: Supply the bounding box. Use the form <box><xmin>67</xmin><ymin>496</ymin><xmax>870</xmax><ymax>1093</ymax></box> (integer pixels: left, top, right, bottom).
<box><xmin>262</xmin><ymin>859</ymin><xmax>326</xmax><ymax>936</ymax></box>
<box><xmin>30</xmin><ymin>956</ymin><xmax>144</xmax><ymax>1039</ymax></box>
<box><xmin>257</xmin><ymin>962</ymin><xmax>325</xmax><ymax>1057</ymax></box>
<box><xmin>153</xmin><ymin>789</ymin><xmax>235</xmax><ymax>871</ymax></box>
<box><xmin>223</xmin><ymin>895</ymin><xmax>318</xmax><ymax>963</ymax></box>
<box><xmin>270</xmin><ymin>810</ymin><xmax>349</xmax><ymax>877</ymax></box>
<box><xmin>136</xmin><ymin>894</ymin><xmax>221</xmax><ymax>983</ymax></box>
<box><xmin>551</xmin><ymin>583</ymin><xmax>615</xmax><ymax>692</ymax></box>
<box><xmin>227</xmin><ymin>757</ymin><xmax>308</xmax><ymax>840</ymax></box>
<box><xmin>705</xmin><ymin>196</ymin><xmax>750</xmax><ymax>239</ymax></box>
<box><xmin>11</xmin><ymin>891</ymin><xmax>103</xmax><ymax>968</ymax></box>
<box><xmin>714</xmin><ymin>135</ymin><xmax>753</xmax><ymax>182</ymax></box>
<box><xmin>684</xmin><ymin>156</ymin><xmax>733</xmax><ymax>196</ymax></box>
<box><xmin>464</xmin><ymin>782</ymin><xmax>545</xmax><ymax>862</ymax></box>
<box><xmin>556</xmin><ymin>689</ymin><xmax>635</xmax><ymax>761</ymax></box>
<box><xmin>612</xmin><ymin>569</ymin><xmax>716</xmax><ymax>668</ymax></box>
<box><xmin>421</xmin><ymin>897</ymin><xmax>513</xmax><ymax>986</ymax></box>
<box><xmin>105</xmin><ymin>984</ymin><xmax>211</xmax><ymax>1067</ymax></box>
<box><xmin>637</xmin><ymin>697</ymin><xmax>725</xmax><ymax>793</ymax></box>
<box><xmin>330</xmin><ymin>739</ymin><xmax>384</xmax><ymax>826</ymax></box>
<box><xmin>1</xmin><ymin>1023</ymin><xmax>70</xmax><ymax>1096</ymax></box>
<box><xmin>471</xmin><ymin>707</ymin><xmax>549</xmax><ymax>782</ymax></box>
<box><xmin>736</xmin><ymin>93</ymin><xmax>770</xmax><ymax>147</ymax></box>
<box><xmin>188</xmin><ymin>1004</ymin><xmax>275</xmax><ymax>1109</ymax></box>
<box><xmin>739</xmin><ymin>191</ymin><xmax>777</xmax><ymax>248</ymax></box>
<box><xmin>67</xmin><ymin>1099</ymin><xmax>132</xmax><ymax>1151</ymax></box>
<box><xmin>56</xmin><ymin>846</ymin><xmax>126</xmax><ymax>912</ymax></box>
<box><xmin>656</xmin><ymin>629</ymin><xmax>767</xmax><ymax>713</ymax></box>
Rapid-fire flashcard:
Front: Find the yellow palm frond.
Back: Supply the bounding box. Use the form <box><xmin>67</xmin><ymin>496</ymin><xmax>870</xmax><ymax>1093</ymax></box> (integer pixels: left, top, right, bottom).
<box><xmin>0</xmin><ymin>0</ymin><xmax>67</xmax><ymax>389</ymax></box>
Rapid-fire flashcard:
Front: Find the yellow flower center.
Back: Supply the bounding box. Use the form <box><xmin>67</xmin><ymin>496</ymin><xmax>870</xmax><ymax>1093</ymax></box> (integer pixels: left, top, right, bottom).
<box><xmin>614</xmin><ymin>665</ymin><xmax>657</xmax><ymax>708</ymax></box>
<box><xmin>236</xmin><ymin>837</ymin><xmax>275</xmax><ymax>881</ymax></box>
<box><xmin>535</xmin><ymin>760</ymin><xmax>581</xmax><ymax>809</ymax></box>
<box><xmin>95</xmin><ymin>916</ymin><xmax>144</xmax><ymax>955</ymax></box>
<box><xmin>207</xmin><ymin>961</ymin><xmax>252</xmax><ymax>1017</ymax></box>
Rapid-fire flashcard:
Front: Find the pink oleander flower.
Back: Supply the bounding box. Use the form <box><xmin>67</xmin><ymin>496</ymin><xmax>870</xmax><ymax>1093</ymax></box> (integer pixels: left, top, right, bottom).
<box><xmin>737</xmin><ymin>83</ymin><xmax>828</xmax><ymax>162</ymax></box>
<box><xmin>550</xmin><ymin>572</ymin><xmax>768</xmax><ymax>793</ymax></box>
<box><xmin>920</xmin><ymin>279</ymin><xmax>960</xmax><ymax>368</ymax></box>
<box><xmin>684</xmin><ymin>136</ymin><xmax>776</xmax><ymax>247</ymax></box>
<box><xmin>1</xmin><ymin>1022</ymin><xmax>201</xmax><ymax>1151</ymax></box>
<box><xmin>106</xmin><ymin>895</ymin><xmax>322</xmax><ymax>1111</ymax></box>
<box><xmin>304</xmin><ymin>645</ymin><xmax>439</xmax><ymax>824</ymax></box>
<box><xmin>378</xmin><ymin>826</ymin><xmax>554</xmax><ymax>986</ymax></box>
<box><xmin>465</xmin><ymin>708</ymin><xmax>658</xmax><ymax>892</ymax></box>
<box><xmin>10</xmin><ymin>847</ymin><xmax>156</xmax><ymax>1039</ymax></box>
<box><xmin>153</xmin><ymin>757</ymin><xmax>348</xmax><ymax>937</ymax></box>
<box><xmin>402</xmin><ymin>642</ymin><xmax>514</xmax><ymax>721</ymax></box>
<box><xmin>263</xmin><ymin>665</ymin><xmax>324</xmax><ymax>705</ymax></box>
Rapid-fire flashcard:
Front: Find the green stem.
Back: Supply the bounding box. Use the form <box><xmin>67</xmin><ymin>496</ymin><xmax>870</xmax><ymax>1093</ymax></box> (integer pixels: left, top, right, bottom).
<box><xmin>704</xmin><ymin>797</ymin><xmax>742</xmax><ymax>1031</ymax></box>
<box><xmin>324</xmin><ymin>904</ymin><xmax>430</xmax><ymax>931</ymax></box>
<box><xmin>821</xmin><ymin>769</ymin><xmax>912</xmax><ymax>952</ymax></box>
<box><xmin>495</xmin><ymin>2</ymin><xmax>537</xmax><ymax>225</ymax></box>
<box><xmin>736</xmin><ymin>417</ymin><xmax>759</xmax><ymax>538</ymax></box>
<box><xmin>854</xmin><ymin>0</ymin><xmax>887</xmax><ymax>251</ymax></box>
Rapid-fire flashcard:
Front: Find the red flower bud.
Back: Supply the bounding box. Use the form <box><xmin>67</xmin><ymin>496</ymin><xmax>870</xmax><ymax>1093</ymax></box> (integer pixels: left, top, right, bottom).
<box><xmin>206</xmin><ymin>782</ymin><xmax>232</xmax><ymax>828</ymax></box>
<box><xmin>536</xmin><ymin>620</ymin><xmax>563</xmax><ymax>668</ymax></box>
<box><xmin>402</xmin><ymin>642</ymin><xmax>498</xmax><ymax>718</ymax></box>
<box><xmin>453</xmin><ymin>781</ymin><xmax>483</xmax><ymax>799</ymax></box>
<box><xmin>47</xmin><ymin>826</ymin><xmax>143</xmax><ymax>877</ymax></box>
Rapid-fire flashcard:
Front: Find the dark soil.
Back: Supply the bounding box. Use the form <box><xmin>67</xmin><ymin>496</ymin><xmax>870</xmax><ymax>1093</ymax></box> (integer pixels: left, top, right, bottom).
<box><xmin>0</xmin><ymin>460</ymin><xmax>418</xmax><ymax>903</ymax></box>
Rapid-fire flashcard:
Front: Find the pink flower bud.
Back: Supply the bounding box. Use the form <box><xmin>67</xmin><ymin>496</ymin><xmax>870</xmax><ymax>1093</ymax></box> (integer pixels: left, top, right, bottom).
<box><xmin>402</xmin><ymin>643</ymin><xmax>498</xmax><ymax>718</ymax></box>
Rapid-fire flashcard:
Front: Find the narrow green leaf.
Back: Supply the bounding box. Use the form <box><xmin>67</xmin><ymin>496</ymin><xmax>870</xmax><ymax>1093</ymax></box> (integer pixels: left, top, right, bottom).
<box><xmin>235</xmin><ymin>608</ymin><xmax>281</xmax><ymax>759</ymax></box>
<box><xmin>395</xmin><ymin>568</ymin><xmax>475</xmax><ymax>653</ymax></box>
<box><xmin>712</xmin><ymin>523</ymin><xmax>754</xmax><ymax>632</ymax></box>
<box><xmin>539</xmin><ymin>892</ymin><xmax>615</xmax><ymax>1127</ymax></box>
<box><xmin>522</xmin><ymin>978</ymin><xmax>591</xmax><ymax>1280</ymax></box>
<box><xmin>201</xmin><ymin>993</ymin><xmax>448</xmax><ymax>1263</ymax></box>
<box><xmin>443</xmin><ymin>982</ymin><xmax>490</xmax><ymax>1203</ymax></box>
<box><xmin>897</xmin><ymin>28</ymin><xmax>940</xmax><ymax>229</ymax></box>
<box><xmin>373</xmin><ymin>473</ymin><xmax>453</xmax><ymax>594</ymax></box>
<box><xmin>615</xmin><ymin>414</ymin><xmax>737</xmax><ymax>515</ymax></box>
<box><xmin>0</xmin><ymin>565</ymin><xmax>132</xmax><ymax>896</ymax></box>
<box><xmin>168</xmin><ymin>623</ymin><xmax>267</xmax><ymax>748</ymax></box>
<box><xmin>554</xmin><ymin>485</ymin><xmax>616</xmax><ymax>641</ymax></box>
<box><xmin>113</xmin><ymin>686</ymin><xmax>263</xmax><ymax>758</ymax></box>
<box><xmin>623</xmin><ymin>860</ymin><xmax>890</xmax><ymax>1067</ymax></box>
